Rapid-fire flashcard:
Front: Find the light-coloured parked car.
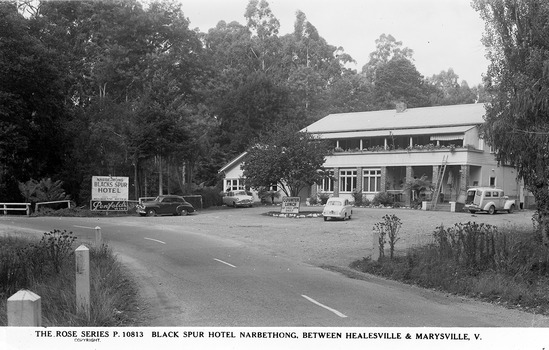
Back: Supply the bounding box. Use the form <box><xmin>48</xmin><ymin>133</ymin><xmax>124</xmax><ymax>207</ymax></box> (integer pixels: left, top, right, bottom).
<box><xmin>322</xmin><ymin>197</ymin><xmax>353</xmax><ymax>221</ymax></box>
<box><xmin>222</xmin><ymin>190</ymin><xmax>253</xmax><ymax>208</ymax></box>
<box><xmin>464</xmin><ymin>187</ymin><xmax>516</xmax><ymax>214</ymax></box>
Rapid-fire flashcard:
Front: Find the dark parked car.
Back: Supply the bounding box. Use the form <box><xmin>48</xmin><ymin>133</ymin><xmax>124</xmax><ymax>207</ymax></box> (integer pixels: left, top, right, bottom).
<box><xmin>136</xmin><ymin>195</ymin><xmax>195</xmax><ymax>216</ymax></box>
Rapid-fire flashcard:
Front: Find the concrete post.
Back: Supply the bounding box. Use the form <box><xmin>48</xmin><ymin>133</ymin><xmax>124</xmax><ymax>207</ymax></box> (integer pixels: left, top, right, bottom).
<box><xmin>95</xmin><ymin>226</ymin><xmax>102</xmax><ymax>246</ymax></box>
<box><xmin>7</xmin><ymin>290</ymin><xmax>42</xmax><ymax>326</ymax></box>
<box><xmin>75</xmin><ymin>245</ymin><xmax>90</xmax><ymax>318</ymax></box>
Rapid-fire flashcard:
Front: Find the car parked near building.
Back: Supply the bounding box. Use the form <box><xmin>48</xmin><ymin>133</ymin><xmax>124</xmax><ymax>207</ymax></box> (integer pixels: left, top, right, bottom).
<box><xmin>136</xmin><ymin>195</ymin><xmax>195</xmax><ymax>216</ymax></box>
<box><xmin>222</xmin><ymin>190</ymin><xmax>254</xmax><ymax>208</ymax></box>
<box><xmin>322</xmin><ymin>197</ymin><xmax>353</xmax><ymax>221</ymax></box>
<box><xmin>464</xmin><ymin>187</ymin><xmax>516</xmax><ymax>214</ymax></box>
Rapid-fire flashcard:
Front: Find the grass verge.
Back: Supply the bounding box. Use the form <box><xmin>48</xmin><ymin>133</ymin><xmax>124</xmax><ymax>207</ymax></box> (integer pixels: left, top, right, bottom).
<box><xmin>0</xmin><ymin>232</ymin><xmax>142</xmax><ymax>326</ymax></box>
<box><xmin>349</xmin><ymin>223</ymin><xmax>549</xmax><ymax>315</ymax></box>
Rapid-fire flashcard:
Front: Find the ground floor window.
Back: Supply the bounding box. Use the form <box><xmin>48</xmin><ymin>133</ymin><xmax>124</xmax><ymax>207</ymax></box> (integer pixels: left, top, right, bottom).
<box><xmin>363</xmin><ymin>169</ymin><xmax>381</xmax><ymax>192</ymax></box>
<box><xmin>339</xmin><ymin>169</ymin><xmax>357</xmax><ymax>192</ymax></box>
<box><xmin>318</xmin><ymin>170</ymin><xmax>334</xmax><ymax>192</ymax></box>
<box><xmin>225</xmin><ymin>178</ymin><xmax>244</xmax><ymax>191</ymax></box>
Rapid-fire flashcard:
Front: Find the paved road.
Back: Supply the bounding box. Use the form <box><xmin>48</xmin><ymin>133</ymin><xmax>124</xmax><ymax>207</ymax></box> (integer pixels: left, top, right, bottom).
<box><xmin>1</xmin><ymin>207</ymin><xmax>547</xmax><ymax>327</ymax></box>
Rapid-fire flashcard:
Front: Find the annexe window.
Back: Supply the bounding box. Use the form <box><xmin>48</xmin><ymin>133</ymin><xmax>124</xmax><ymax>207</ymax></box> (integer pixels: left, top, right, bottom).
<box><xmin>339</xmin><ymin>169</ymin><xmax>357</xmax><ymax>192</ymax></box>
<box><xmin>225</xmin><ymin>178</ymin><xmax>244</xmax><ymax>192</ymax></box>
<box><xmin>363</xmin><ymin>169</ymin><xmax>381</xmax><ymax>192</ymax></box>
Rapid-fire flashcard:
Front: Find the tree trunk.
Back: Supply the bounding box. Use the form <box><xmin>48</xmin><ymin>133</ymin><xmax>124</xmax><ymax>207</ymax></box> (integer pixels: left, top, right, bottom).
<box><xmin>532</xmin><ymin>186</ymin><xmax>549</xmax><ymax>247</ymax></box>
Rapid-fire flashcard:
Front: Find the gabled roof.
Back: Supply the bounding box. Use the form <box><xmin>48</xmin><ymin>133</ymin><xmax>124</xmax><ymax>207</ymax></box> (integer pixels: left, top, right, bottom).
<box><xmin>218</xmin><ymin>151</ymin><xmax>248</xmax><ymax>173</ymax></box>
<box><xmin>302</xmin><ymin>103</ymin><xmax>486</xmax><ymax>135</ymax></box>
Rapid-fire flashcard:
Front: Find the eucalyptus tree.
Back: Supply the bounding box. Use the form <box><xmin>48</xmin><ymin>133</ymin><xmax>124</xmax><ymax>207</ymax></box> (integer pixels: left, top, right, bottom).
<box><xmin>280</xmin><ymin>10</ymin><xmax>354</xmax><ymax>124</ymax></box>
<box><xmin>361</xmin><ymin>33</ymin><xmax>414</xmax><ymax>83</ymax></box>
<box><xmin>473</xmin><ymin>0</ymin><xmax>549</xmax><ymax>246</ymax></box>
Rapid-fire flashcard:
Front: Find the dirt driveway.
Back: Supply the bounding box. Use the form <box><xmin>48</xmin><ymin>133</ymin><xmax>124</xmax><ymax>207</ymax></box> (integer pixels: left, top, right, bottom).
<box><xmin>188</xmin><ymin>205</ymin><xmax>537</xmax><ymax>269</ymax></box>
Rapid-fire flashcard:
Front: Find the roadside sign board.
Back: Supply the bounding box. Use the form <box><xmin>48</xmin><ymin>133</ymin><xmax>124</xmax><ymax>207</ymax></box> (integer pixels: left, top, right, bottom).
<box><xmin>281</xmin><ymin>196</ymin><xmax>300</xmax><ymax>214</ymax></box>
<box><xmin>91</xmin><ymin>176</ymin><xmax>129</xmax><ymax>211</ymax></box>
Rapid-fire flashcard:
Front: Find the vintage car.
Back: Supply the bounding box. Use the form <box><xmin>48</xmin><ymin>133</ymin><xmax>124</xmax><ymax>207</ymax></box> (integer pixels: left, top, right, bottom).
<box><xmin>464</xmin><ymin>187</ymin><xmax>516</xmax><ymax>214</ymax></box>
<box><xmin>322</xmin><ymin>197</ymin><xmax>353</xmax><ymax>221</ymax></box>
<box><xmin>136</xmin><ymin>195</ymin><xmax>195</xmax><ymax>216</ymax></box>
<box><xmin>222</xmin><ymin>190</ymin><xmax>254</xmax><ymax>207</ymax></box>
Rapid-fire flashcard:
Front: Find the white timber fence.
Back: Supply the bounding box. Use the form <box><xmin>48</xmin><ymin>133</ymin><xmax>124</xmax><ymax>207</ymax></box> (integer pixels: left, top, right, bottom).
<box><xmin>6</xmin><ymin>228</ymin><xmax>103</xmax><ymax>326</ymax></box>
<box><xmin>35</xmin><ymin>200</ymin><xmax>72</xmax><ymax>212</ymax></box>
<box><xmin>0</xmin><ymin>203</ymin><xmax>31</xmax><ymax>216</ymax></box>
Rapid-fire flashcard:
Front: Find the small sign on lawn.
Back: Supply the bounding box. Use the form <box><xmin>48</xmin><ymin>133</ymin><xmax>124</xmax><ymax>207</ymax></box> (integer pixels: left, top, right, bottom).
<box><xmin>281</xmin><ymin>197</ymin><xmax>300</xmax><ymax>214</ymax></box>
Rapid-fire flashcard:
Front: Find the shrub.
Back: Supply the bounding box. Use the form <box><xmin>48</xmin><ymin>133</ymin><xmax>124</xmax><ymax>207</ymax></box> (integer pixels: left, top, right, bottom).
<box><xmin>352</xmin><ymin>224</ymin><xmax>549</xmax><ymax>314</ymax></box>
<box><xmin>318</xmin><ymin>192</ymin><xmax>330</xmax><ymax>205</ymax></box>
<box><xmin>372</xmin><ymin>214</ymin><xmax>402</xmax><ymax>260</ymax></box>
<box><xmin>372</xmin><ymin>191</ymin><xmax>394</xmax><ymax>206</ymax></box>
<box><xmin>193</xmin><ymin>186</ymin><xmax>223</xmax><ymax>208</ymax></box>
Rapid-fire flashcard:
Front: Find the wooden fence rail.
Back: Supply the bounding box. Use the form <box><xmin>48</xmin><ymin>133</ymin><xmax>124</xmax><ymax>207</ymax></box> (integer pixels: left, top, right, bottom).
<box><xmin>0</xmin><ymin>203</ymin><xmax>31</xmax><ymax>216</ymax></box>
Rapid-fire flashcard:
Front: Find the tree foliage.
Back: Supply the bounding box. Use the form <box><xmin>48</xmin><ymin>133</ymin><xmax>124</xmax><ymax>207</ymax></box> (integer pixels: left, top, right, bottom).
<box><xmin>0</xmin><ymin>0</ymin><xmax>485</xmax><ymax>204</ymax></box>
<box><xmin>473</xmin><ymin>0</ymin><xmax>549</xmax><ymax>245</ymax></box>
<box><xmin>242</xmin><ymin>125</ymin><xmax>331</xmax><ymax>197</ymax></box>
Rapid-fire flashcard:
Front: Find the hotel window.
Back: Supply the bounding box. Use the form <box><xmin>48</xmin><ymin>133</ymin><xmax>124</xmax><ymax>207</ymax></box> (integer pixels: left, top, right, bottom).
<box><xmin>318</xmin><ymin>170</ymin><xmax>334</xmax><ymax>192</ymax></box>
<box><xmin>363</xmin><ymin>169</ymin><xmax>381</xmax><ymax>192</ymax></box>
<box><xmin>339</xmin><ymin>169</ymin><xmax>357</xmax><ymax>192</ymax></box>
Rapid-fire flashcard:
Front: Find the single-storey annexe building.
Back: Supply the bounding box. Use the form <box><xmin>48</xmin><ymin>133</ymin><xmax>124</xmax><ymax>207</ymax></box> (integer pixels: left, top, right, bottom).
<box><xmin>219</xmin><ymin>103</ymin><xmax>533</xmax><ymax>208</ymax></box>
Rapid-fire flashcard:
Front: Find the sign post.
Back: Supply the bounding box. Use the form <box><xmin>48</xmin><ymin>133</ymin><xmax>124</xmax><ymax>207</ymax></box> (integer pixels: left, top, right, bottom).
<box><xmin>281</xmin><ymin>197</ymin><xmax>301</xmax><ymax>214</ymax></box>
<box><xmin>91</xmin><ymin>176</ymin><xmax>129</xmax><ymax>212</ymax></box>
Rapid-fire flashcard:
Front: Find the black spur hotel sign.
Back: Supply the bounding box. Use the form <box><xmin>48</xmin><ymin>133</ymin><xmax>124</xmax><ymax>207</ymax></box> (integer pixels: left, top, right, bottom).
<box><xmin>91</xmin><ymin>176</ymin><xmax>129</xmax><ymax>211</ymax></box>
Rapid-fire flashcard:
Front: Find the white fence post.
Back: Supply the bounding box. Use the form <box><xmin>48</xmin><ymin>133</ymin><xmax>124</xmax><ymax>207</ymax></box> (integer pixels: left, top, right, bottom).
<box><xmin>95</xmin><ymin>226</ymin><xmax>102</xmax><ymax>246</ymax></box>
<box><xmin>75</xmin><ymin>245</ymin><xmax>90</xmax><ymax>318</ymax></box>
<box><xmin>7</xmin><ymin>290</ymin><xmax>42</xmax><ymax>326</ymax></box>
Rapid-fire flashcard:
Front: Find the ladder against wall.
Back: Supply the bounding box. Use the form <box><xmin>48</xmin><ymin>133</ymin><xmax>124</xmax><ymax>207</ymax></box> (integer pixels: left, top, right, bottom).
<box><xmin>430</xmin><ymin>155</ymin><xmax>448</xmax><ymax>210</ymax></box>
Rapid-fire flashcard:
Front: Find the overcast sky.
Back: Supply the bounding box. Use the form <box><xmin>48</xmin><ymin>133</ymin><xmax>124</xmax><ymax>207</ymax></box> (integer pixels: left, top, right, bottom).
<box><xmin>178</xmin><ymin>0</ymin><xmax>489</xmax><ymax>86</ymax></box>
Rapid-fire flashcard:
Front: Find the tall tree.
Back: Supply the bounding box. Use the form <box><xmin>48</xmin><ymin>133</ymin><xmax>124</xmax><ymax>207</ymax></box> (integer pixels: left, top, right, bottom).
<box><xmin>245</xmin><ymin>0</ymin><xmax>281</xmax><ymax>72</ymax></box>
<box><xmin>472</xmin><ymin>0</ymin><xmax>549</xmax><ymax>246</ymax></box>
<box><xmin>373</xmin><ymin>56</ymin><xmax>430</xmax><ymax>109</ymax></box>
<box><xmin>361</xmin><ymin>33</ymin><xmax>414</xmax><ymax>82</ymax></box>
<box><xmin>428</xmin><ymin>68</ymin><xmax>476</xmax><ymax>105</ymax></box>
<box><xmin>0</xmin><ymin>2</ymin><xmax>69</xmax><ymax>201</ymax></box>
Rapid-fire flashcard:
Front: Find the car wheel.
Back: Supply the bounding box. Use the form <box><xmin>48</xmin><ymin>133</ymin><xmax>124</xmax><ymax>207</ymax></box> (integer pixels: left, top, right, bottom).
<box><xmin>508</xmin><ymin>205</ymin><xmax>515</xmax><ymax>214</ymax></box>
<box><xmin>488</xmin><ymin>206</ymin><xmax>496</xmax><ymax>215</ymax></box>
<box><xmin>323</xmin><ymin>216</ymin><xmax>327</xmax><ymax>221</ymax></box>
<box><xmin>178</xmin><ymin>208</ymin><xmax>188</xmax><ymax>216</ymax></box>
<box><xmin>469</xmin><ymin>210</ymin><xmax>476</xmax><ymax>214</ymax></box>
<box><xmin>232</xmin><ymin>202</ymin><xmax>237</xmax><ymax>208</ymax></box>
<box><xmin>146</xmin><ymin>208</ymin><xmax>156</xmax><ymax>217</ymax></box>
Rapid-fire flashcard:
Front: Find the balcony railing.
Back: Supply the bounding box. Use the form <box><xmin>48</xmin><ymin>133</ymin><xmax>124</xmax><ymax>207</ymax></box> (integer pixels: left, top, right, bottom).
<box><xmin>333</xmin><ymin>143</ymin><xmax>479</xmax><ymax>153</ymax></box>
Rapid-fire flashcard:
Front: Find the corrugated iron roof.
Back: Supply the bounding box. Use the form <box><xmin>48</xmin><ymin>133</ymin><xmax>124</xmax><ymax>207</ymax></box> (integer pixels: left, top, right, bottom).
<box><xmin>303</xmin><ymin>103</ymin><xmax>486</xmax><ymax>134</ymax></box>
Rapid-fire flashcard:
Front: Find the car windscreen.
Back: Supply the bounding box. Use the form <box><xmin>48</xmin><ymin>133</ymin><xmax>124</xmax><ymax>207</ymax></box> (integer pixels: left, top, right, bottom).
<box><xmin>327</xmin><ymin>201</ymin><xmax>342</xmax><ymax>206</ymax></box>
